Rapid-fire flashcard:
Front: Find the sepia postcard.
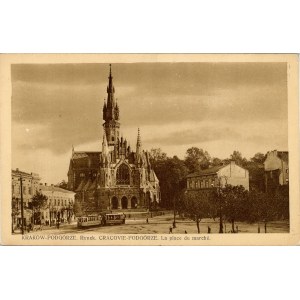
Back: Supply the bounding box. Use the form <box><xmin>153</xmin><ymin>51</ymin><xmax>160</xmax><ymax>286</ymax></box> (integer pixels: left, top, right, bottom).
<box><xmin>0</xmin><ymin>54</ymin><xmax>299</xmax><ymax>246</ymax></box>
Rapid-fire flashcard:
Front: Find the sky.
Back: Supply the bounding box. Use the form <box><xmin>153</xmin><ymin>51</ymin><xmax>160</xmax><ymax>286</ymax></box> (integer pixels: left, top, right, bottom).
<box><xmin>11</xmin><ymin>62</ymin><xmax>288</xmax><ymax>184</ymax></box>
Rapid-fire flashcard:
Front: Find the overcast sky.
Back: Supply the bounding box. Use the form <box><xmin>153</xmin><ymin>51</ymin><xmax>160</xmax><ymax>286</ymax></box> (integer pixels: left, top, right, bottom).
<box><xmin>12</xmin><ymin>62</ymin><xmax>288</xmax><ymax>184</ymax></box>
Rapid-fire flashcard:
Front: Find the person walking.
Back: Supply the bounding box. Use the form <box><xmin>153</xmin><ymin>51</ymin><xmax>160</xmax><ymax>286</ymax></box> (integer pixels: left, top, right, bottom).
<box><xmin>169</xmin><ymin>226</ymin><xmax>173</xmax><ymax>234</ymax></box>
<box><xmin>208</xmin><ymin>226</ymin><xmax>211</xmax><ymax>234</ymax></box>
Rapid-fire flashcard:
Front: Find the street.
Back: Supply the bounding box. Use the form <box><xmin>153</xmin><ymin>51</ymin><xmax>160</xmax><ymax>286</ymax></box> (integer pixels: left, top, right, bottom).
<box><xmin>16</xmin><ymin>213</ymin><xmax>289</xmax><ymax>235</ymax></box>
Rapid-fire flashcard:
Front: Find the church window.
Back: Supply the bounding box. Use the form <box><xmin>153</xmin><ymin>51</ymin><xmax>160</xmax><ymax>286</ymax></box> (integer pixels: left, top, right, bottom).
<box><xmin>116</xmin><ymin>163</ymin><xmax>130</xmax><ymax>185</ymax></box>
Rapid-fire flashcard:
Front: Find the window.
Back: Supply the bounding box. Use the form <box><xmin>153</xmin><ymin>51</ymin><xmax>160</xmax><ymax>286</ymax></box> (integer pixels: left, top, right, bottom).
<box><xmin>116</xmin><ymin>163</ymin><xmax>130</xmax><ymax>185</ymax></box>
<box><xmin>80</xmin><ymin>173</ymin><xmax>85</xmax><ymax>178</ymax></box>
<box><xmin>205</xmin><ymin>181</ymin><xmax>209</xmax><ymax>188</ymax></box>
<box><xmin>29</xmin><ymin>187</ymin><xmax>32</xmax><ymax>195</ymax></box>
<box><xmin>286</xmin><ymin>169</ymin><xmax>289</xmax><ymax>174</ymax></box>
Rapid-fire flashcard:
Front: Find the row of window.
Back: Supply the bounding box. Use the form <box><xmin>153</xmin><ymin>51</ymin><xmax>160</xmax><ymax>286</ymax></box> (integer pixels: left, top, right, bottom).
<box><xmin>12</xmin><ymin>185</ymin><xmax>34</xmax><ymax>195</ymax></box>
<box><xmin>188</xmin><ymin>178</ymin><xmax>216</xmax><ymax>189</ymax></box>
<box><xmin>50</xmin><ymin>199</ymin><xmax>73</xmax><ymax>206</ymax></box>
<box><xmin>80</xmin><ymin>173</ymin><xmax>97</xmax><ymax>178</ymax></box>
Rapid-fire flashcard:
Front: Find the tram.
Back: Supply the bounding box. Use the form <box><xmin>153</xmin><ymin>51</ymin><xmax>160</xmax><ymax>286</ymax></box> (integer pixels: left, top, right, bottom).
<box><xmin>77</xmin><ymin>213</ymin><xmax>125</xmax><ymax>228</ymax></box>
<box><xmin>77</xmin><ymin>215</ymin><xmax>103</xmax><ymax>228</ymax></box>
<box><xmin>103</xmin><ymin>213</ymin><xmax>126</xmax><ymax>225</ymax></box>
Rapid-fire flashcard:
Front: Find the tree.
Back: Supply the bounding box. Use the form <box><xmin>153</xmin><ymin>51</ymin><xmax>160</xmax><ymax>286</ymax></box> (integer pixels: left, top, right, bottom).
<box><xmin>230</xmin><ymin>150</ymin><xmax>248</xmax><ymax>167</ymax></box>
<box><xmin>56</xmin><ymin>180</ymin><xmax>68</xmax><ymax>190</ymax></box>
<box><xmin>184</xmin><ymin>191</ymin><xmax>213</xmax><ymax>233</ymax></box>
<box><xmin>31</xmin><ymin>191</ymin><xmax>48</xmax><ymax>224</ymax></box>
<box><xmin>210</xmin><ymin>157</ymin><xmax>223</xmax><ymax>167</ymax></box>
<box><xmin>250</xmin><ymin>152</ymin><xmax>266</xmax><ymax>164</ymax></box>
<box><xmin>73</xmin><ymin>199</ymin><xmax>84</xmax><ymax>217</ymax></box>
<box><xmin>221</xmin><ymin>185</ymin><xmax>248</xmax><ymax>233</ymax></box>
<box><xmin>150</xmin><ymin>151</ymin><xmax>188</xmax><ymax>209</ymax></box>
<box><xmin>184</xmin><ymin>147</ymin><xmax>211</xmax><ymax>173</ymax></box>
<box><xmin>149</xmin><ymin>148</ymin><xmax>167</xmax><ymax>164</ymax></box>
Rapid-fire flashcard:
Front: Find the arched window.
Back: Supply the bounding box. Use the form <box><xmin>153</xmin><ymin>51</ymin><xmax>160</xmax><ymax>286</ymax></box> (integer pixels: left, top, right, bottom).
<box><xmin>116</xmin><ymin>163</ymin><xmax>130</xmax><ymax>185</ymax></box>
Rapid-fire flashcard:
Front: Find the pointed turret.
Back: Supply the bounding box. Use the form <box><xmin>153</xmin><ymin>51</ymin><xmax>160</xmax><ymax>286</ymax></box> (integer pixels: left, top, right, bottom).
<box><xmin>105</xmin><ymin>64</ymin><xmax>116</xmax><ymax>120</ymax></box>
<box><xmin>136</xmin><ymin>128</ymin><xmax>143</xmax><ymax>166</ymax></box>
<box><xmin>115</xmin><ymin>98</ymin><xmax>119</xmax><ymax>120</ymax></box>
<box><xmin>136</xmin><ymin>128</ymin><xmax>142</xmax><ymax>153</ymax></box>
<box><xmin>103</xmin><ymin>64</ymin><xmax>120</xmax><ymax>146</ymax></box>
<box><xmin>102</xmin><ymin>98</ymin><xmax>107</xmax><ymax>120</ymax></box>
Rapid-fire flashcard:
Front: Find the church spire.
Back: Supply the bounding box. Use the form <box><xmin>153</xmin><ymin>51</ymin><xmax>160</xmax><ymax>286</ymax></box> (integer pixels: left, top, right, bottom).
<box><xmin>103</xmin><ymin>64</ymin><xmax>120</xmax><ymax>147</ymax></box>
<box><xmin>136</xmin><ymin>128</ymin><xmax>142</xmax><ymax>155</ymax></box>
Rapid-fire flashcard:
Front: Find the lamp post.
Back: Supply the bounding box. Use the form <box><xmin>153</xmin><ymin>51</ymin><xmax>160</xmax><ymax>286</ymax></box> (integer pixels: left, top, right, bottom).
<box><xmin>19</xmin><ymin>175</ymin><xmax>25</xmax><ymax>235</ymax></box>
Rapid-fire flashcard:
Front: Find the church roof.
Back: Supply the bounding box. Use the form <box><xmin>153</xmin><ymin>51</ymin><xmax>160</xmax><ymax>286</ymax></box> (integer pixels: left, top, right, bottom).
<box><xmin>186</xmin><ymin>165</ymin><xmax>226</xmax><ymax>178</ymax></box>
<box><xmin>39</xmin><ymin>185</ymin><xmax>75</xmax><ymax>194</ymax></box>
<box><xmin>75</xmin><ymin>179</ymin><xmax>88</xmax><ymax>192</ymax></box>
<box><xmin>149</xmin><ymin>169</ymin><xmax>159</xmax><ymax>183</ymax></box>
<box><xmin>71</xmin><ymin>151</ymin><xmax>100</xmax><ymax>169</ymax></box>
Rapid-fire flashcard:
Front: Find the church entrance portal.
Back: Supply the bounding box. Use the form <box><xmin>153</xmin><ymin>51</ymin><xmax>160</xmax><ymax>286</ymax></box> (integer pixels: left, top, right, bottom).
<box><xmin>121</xmin><ymin>196</ymin><xmax>128</xmax><ymax>209</ymax></box>
<box><xmin>131</xmin><ymin>196</ymin><xmax>138</xmax><ymax>209</ymax></box>
<box><xmin>146</xmin><ymin>191</ymin><xmax>151</xmax><ymax>209</ymax></box>
<box><xmin>111</xmin><ymin>197</ymin><xmax>118</xmax><ymax>209</ymax></box>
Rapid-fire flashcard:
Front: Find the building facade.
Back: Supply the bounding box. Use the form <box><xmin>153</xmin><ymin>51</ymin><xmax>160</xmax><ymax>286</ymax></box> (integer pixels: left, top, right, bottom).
<box><xmin>37</xmin><ymin>184</ymin><xmax>75</xmax><ymax>225</ymax></box>
<box><xmin>264</xmin><ymin>150</ymin><xmax>289</xmax><ymax>192</ymax></box>
<box><xmin>67</xmin><ymin>65</ymin><xmax>160</xmax><ymax>214</ymax></box>
<box><xmin>186</xmin><ymin>161</ymin><xmax>249</xmax><ymax>193</ymax></box>
<box><xmin>11</xmin><ymin>169</ymin><xmax>41</xmax><ymax>228</ymax></box>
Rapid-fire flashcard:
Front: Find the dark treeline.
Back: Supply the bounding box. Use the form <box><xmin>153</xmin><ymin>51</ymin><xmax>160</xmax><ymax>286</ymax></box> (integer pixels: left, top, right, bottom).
<box><xmin>149</xmin><ymin>147</ymin><xmax>266</xmax><ymax>208</ymax></box>
<box><xmin>149</xmin><ymin>147</ymin><xmax>289</xmax><ymax>233</ymax></box>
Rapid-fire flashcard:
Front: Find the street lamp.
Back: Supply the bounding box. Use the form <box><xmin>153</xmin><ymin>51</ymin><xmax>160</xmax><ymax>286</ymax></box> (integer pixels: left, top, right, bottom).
<box><xmin>18</xmin><ymin>175</ymin><xmax>25</xmax><ymax>235</ymax></box>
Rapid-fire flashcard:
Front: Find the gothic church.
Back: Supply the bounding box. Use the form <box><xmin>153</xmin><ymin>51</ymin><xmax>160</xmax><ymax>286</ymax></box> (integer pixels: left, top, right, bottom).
<box><xmin>67</xmin><ymin>65</ymin><xmax>160</xmax><ymax>213</ymax></box>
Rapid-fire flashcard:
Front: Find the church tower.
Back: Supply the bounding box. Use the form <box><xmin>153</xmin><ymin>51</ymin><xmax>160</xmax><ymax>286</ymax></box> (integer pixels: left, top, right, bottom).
<box><xmin>102</xmin><ymin>64</ymin><xmax>120</xmax><ymax>147</ymax></box>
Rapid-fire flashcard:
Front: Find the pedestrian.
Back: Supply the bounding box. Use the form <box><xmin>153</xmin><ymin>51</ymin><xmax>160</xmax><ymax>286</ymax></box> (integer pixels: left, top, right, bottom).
<box><xmin>207</xmin><ymin>226</ymin><xmax>211</xmax><ymax>234</ymax></box>
<box><xmin>169</xmin><ymin>226</ymin><xmax>173</xmax><ymax>234</ymax></box>
<box><xmin>146</xmin><ymin>218</ymin><xmax>148</xmax><ymax>224</ymax></box>
<box><xmin>184</xmin><ymin>230</ymin><xmax>187</xmax><ymax>234</ymax></box>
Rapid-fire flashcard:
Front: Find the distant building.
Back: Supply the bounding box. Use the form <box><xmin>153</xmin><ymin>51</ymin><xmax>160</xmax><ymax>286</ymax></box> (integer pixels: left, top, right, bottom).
<box><xmin>67</xmin><ymin>65</ymin><xmax>160</xmax><ymax>214</ymax></box>
<box><xmin>186</xmin><ymin>161</ymin><xmax>249</xmax><ymax>192</ymax></box>
<box><xmin>38</xmin><ymin>184</ymin><xmax>75</xmax><ymax>225</ymax></box>
<box><xmin>12</xmin><ymin>169</ymin><xmax>41</xmax><ymax>228</ymax></box>
<box><xmin>264</xmin><ymin>150</ymin><xmax>289</xmax><ymax>192</ymax></box>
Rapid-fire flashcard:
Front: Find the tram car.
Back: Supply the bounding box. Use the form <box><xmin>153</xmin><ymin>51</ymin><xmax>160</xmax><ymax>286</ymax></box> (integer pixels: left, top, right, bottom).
<box><xmin>77</xmin><ymin>215</ymin><xmax>103</xmax><ymax>228</ymax></box>
<box><xmin>103</xmin><ymin>213</ymin><xmax>126</xmax><ymax>225</ymax></box>
<box><xmin>77</xmin><ymin>213</ymin><xmax>125</xmax><ymax>228</ymax></box>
